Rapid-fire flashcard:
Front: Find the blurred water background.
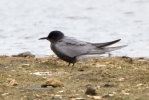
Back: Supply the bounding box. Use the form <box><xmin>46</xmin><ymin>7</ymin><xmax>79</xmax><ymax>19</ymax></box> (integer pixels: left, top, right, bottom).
<box><xmin>0</xmin><ymin>0</ymin><xmax>149</xmax><ymax>58</ymax></box>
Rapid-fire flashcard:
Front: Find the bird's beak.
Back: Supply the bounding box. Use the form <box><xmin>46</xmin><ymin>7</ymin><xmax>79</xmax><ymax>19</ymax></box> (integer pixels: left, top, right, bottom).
<box><xmin>38</xmin><ymin>37</ymin><xmax>47</xmax><ymax>40</ymax></box>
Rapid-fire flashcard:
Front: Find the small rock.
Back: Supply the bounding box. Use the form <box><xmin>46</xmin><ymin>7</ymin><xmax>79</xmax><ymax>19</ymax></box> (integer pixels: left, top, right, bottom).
<box><xmin>101</xmin><ymin>83</ymin><xmax>115</xmax><ymax>87</ymax></box>
<box><xmin>21</xmin><ymin>64</ymin><xmax>30</xmax><ymax>67</ymax></box>
<box><xmin>9</xmin><ymin>79</ymin><xmax>18</xmax><ymax>86</ymax></box>
<box><xmin>108</xmin><ymin>93</ymin><xmax>115</xmax><ymax>97</ymax></box>
<box><xmin>54</xmin><ymin>95</ymin><xmax>62</xmax><ymax>99</ymax></box>
<box><xmin>86</xmin><ymin>95</ymin><xmax>92</xmax><ymax>98</ymax></box>
<box><xmin>136</xmin><ymin>83</ymin><xmax>143</xmax><ymax>87</ymax></box>
<box><xmin>121</xmin><ymin>89</ymin><xmax>130</xmax><ymax>95</ymax></box>
<box><xmin>51</xmin><ymin>95</ymin><xmax>63</xmax><ymax>99</ymax></box>
<box><xmin>41</xmin><ymin>78</ymin><xmax>64</xmax><ymax>88</ymax></box>
<box><xmin>11</xmin><ymin>70</ymin><xmax>16</xmax><ymax>72</ymax></box>
<box><xmin>1</xmin><ymin>93</ymin><xmax>11</xmax><ymax>96</ymax></box>
<box><xmin>57</xmin><ymin>90</ymin><xmax>64</xmax><ymax>93</ymax></box>
<box><xmin>34</xmin><ymin>94</ymin><xmax>40</xmax><ymax>98</ymax></box>
<box><xmin>102</xmin><ymin>93</ymin><xmax>115</xmax><ymax>98</ymax></box>
<box><xmin>92</xmin><ymin>96</ymin><xmax>102</xmax><ymax>100</ymax></box>
<box><xmin>75</xmin><ymin>98</ymin><xmax>86</xmax><ymax>100</ymax></box>
<box><xmin>121</xmin><ymin>56</ymin><xmax>131</xmax><ymax>59</ymax></box>
<box><xmin>96</xmin><ymin>85</ymin><xmax>100</xmax><ymax>89</ymax></box>
<box><xmin>123</xmin><ymin>93</ymin><xmax>130</xmax><ymax>95</ymax></box>
<box><xmin>85</xmin><ymin>84</ymin><xmax>97</xmax><ymax>96</ymax></box>
<box><xmin>12</xmin><ymin>51</ymin><xmax>35</xmax><ymax>57</ymax></box>
<box><xmin>112</xmin><ymin>92</ymin><xmax>117</xmax><ymax>94</ymax></box>
<box><xmin>118</xmin><ymin>78</ymin><xmax>125</xmax><ymax>81</ymax></box>
<box><xmin>77</xmin><ymin>68</ymin><xmax>84</xmax><ymax>71</ymax></box>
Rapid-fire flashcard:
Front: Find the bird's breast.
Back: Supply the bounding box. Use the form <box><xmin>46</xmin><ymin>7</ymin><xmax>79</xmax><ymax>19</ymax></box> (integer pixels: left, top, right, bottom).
<box><xmin>50</xmin><ymin>44</ymin><xmax>76</xmax><ymax>63</ymax></box>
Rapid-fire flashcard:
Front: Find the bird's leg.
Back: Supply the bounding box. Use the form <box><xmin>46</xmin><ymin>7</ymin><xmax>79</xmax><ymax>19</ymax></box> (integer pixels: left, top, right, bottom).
<box><xmin>70</xmin><ymin>63</ymin><xmax>75</xmax><ymax>72</ymax></box>
<box><xmin>72</xmin><ymin>63</ymin><xmax>75</xmax><ymax>66</ymax></box>
<box><xmin>68</xmin><ymin>63</ymin><xmax>70</xmax><ymax>66</ymax></box>
<box><xmin>108</xmin><ymin>52</ymin><xmax>112</xmax><ymax>57</ymax></box>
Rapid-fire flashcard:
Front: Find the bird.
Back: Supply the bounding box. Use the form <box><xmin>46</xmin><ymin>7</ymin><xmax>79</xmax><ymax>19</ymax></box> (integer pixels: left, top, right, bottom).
<box><xmin>39</xmin><ymin>30</ymin><xmax>127</xmax><ymax>66</ymax></box>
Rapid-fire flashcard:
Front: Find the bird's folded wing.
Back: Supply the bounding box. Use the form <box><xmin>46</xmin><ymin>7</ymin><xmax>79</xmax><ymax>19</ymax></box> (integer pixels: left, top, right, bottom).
<box><xmin>55</xmin><ymin>40</ymin><xmax>94</xmax><ymax>58</ymax></box>
<box><xmin>55</xmin><ymin>37</ymin><xmax>111</xmax><ymax>58</ymax></box>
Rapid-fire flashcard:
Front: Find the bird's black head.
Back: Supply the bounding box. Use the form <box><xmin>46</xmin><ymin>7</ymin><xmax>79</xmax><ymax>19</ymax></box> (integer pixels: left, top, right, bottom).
<box><xmin>39</xmin><ymin>31</ymin><xmax>64</xmax><ymax>42</ymax></box>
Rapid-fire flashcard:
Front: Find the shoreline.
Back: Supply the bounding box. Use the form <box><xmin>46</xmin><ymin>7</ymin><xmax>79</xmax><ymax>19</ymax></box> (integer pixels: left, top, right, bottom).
<box><xmin>0</xmin><ymin>51</ymin><xmax>149</xmax><ymax>59</ymax></box>
<box><xmin>1</xmin><ymin>52</ymin><xmax>149</xmax><ymax>60</ymax></box>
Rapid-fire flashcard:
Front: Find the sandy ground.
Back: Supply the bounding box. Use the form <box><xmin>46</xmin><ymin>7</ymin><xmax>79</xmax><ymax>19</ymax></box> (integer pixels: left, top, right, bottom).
<box><xmin>0</xmin><ymin>55</ymin><xmax>149</xmax><ymax>100</ymax></box>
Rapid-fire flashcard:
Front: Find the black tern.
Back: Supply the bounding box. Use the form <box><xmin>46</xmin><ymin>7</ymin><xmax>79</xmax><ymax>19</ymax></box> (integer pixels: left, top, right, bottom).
<box><xmin>39</xmin><ymin>31</ymin><xmax>127</xmax><ymax>66</ymax></box>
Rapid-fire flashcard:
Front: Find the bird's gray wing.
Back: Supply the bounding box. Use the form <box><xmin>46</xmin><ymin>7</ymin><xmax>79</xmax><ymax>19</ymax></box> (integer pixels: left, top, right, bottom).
<box><xmin>55</xmin><ymin>37</ymin><xmax>95</xmax><ymax>58</ymax></box>
<box><xmin>92</xmin><ymin>39</ymin><xmax>121</xmax><ymax>48</ymax></box>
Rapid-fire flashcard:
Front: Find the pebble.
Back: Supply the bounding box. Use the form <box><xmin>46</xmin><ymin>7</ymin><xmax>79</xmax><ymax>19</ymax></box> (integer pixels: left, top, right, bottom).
<box><xmin>57</xmin><ymin>90</ymin><xmax>64</xmax><ymax>93</ymax></box>
<box><xmin>121</xmin><ymin>89</ymin><xmax>130</xmax><ymax>95</ymax></box>
<box><xmin>85</xmin><ymin>84</ymin><xmax>97</xmax><ymax>96</ymax></box>
<box><xmin>54</xmin><ymin>95</ymin><xmax>62</xmax><ymax>99</ymax></box>
<box><xmin>75</xmin><ymin>98</ymin><xmax>86</xmax><ymax>100</ymax></box>
<box><xmin>21</xmin><ymin>64</ymin><xmax>30</xmax><ymax>67</ymax></box>
<box><xmin>12</xmin><ymin>51</ymin><xmax>35</xmax><ymax>57</ymax></box>
<box><xmin>41</xmin><ymin>78</ymin><xmax>64</xmax><ymax>88</ymax></box>
<box><xmin>123</xmin><ymin>93</ymin><xmax>130</xmax><ymax>95</ymax></box>
<box><xmin>108</xmin><ymin>93</ymin><xmax>115</xmax><ymax>97</ymax></box>
<box><xmin>101</xmin><ymin>83</ymin><xmax>115</xmax><ymax>87</ymax></box>
<box><xmin>118</xmin><ymin>78</ymin><xmax>125</xmax><ymax>81</ymax></box>
<box><xmin>92</xmin><ymin>96</ymin><xmax>102</xmax><ymax>100</ymax></box>
<box><xmin>112</xmin><ymin>92</ymin><xmax>117</xmax><ymax>94</ymax></box>
<box><xmin>1</xmin><ymin>93</ymin><xmax>11</xmax><ymax>96</ymax></box>
<box><xmin>9</xmin><ymin>79</ymin><xmax>18</xmax><ymax>86</ymax></box>
<box><xmin>136</xmin><ymin>83</ymin><xmax>143</xmax><ymax>87</ymax></box>
<box><xmin>103</xmin><ymin>93</ymin><xmax>115</xmax><ymax>98</ymax></box>
<box><xmin>69</xmin><ymin>98</ymin><xmax>86</xmax><ymax>100</ymax></box>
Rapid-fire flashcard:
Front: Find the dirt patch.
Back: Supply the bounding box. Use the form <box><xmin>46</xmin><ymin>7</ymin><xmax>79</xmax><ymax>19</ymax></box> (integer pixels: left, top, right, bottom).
<box><xmin>0</xmin><ymin>56</ymin><xmax>149</xmax><ymax>100</ymax></box>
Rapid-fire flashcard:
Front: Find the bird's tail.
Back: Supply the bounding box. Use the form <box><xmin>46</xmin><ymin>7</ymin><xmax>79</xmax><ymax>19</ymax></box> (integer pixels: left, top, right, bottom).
<box><xmin>103</xmin><ymin>45</ymin><xmax>127</xmax><ymax>52</ymax></box>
